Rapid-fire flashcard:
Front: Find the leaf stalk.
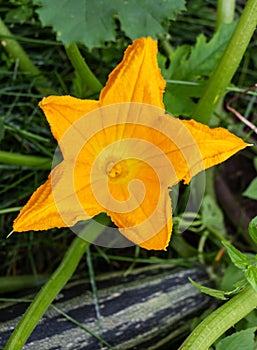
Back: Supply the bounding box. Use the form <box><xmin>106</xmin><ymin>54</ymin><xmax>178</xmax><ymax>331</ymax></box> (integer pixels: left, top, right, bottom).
<box><xmin>193</xmin><ymin>0</ymin><xmax>257</xmax><ymax>123</ymax></box>
<box><xmin>65</xmin><ymin>43</ymin><xmax>102</xmax><ymax>97</ymax></box>
<box><xmin>0</xmin><ymin>150</ymin><xmax>51</xmax><ymax>170</ymax></box>
<box><xmin>179</xmin><ymin>285</ymin><xmax>257</xmax><ymax>349</ymax></box>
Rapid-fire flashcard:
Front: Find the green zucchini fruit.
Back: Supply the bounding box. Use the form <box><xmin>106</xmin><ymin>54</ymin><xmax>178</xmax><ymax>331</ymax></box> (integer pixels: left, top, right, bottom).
<box><xmin>0</xmin><ymin>264</ymin><xmax>212</xmax><ymax>349</ymax></box>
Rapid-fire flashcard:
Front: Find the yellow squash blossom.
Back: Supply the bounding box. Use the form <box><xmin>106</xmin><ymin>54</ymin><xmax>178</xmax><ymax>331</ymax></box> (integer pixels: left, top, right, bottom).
<box><xmin>13</xmin><ymin>37</ymin><xmax>248</xmax><ymax>250</ymax></box>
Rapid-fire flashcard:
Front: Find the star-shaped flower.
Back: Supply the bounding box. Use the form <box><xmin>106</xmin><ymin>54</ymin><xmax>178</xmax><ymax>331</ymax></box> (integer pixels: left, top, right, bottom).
<box><xmin>13</xmin><ymin>37</ymin><xmax>248</xmax><ymax>250</ymax></box>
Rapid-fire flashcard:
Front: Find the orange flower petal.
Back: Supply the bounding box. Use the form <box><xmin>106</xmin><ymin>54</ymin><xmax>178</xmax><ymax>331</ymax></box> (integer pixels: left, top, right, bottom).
<box><xmin>13</xmin><ymin>162</ymin><xmax>102</xmax><ymax>232</ymax></box>
<box><xmin>73</xmin><ymin>161</ymin><xmax>104</xmax><ymax>216</ymax></box>
<box><xmin>39</xmin><ymin>96</ymin><xmax>99</xmax><ymax>145</ymax></box>
<box><xmin>13</xmin><ymin>172</ymin><xmax>66</xmax><ymax>232</ymax></box>
<box><xmin>139</xmin><ymin>217</ymin><xmax>172</xmax><ymax>250</ymax></box>
<box><xmin>104</xmin><ymin>160</ymin><xmax>172</xmax><ymax>250</ymax></box>
<box><xmin>108</xmin><ymin>189</ymin><xmax>172</xmax><ymax>250</ymax></box>
<box><xmin>178</xmin><ymin>119</ymin><xmax>249</xmax><ymax>184</ymax></box>
<box><xmin>100</xmin><ymin>37</ymin><xmax>166</xmax><ymax>108</ymax></box>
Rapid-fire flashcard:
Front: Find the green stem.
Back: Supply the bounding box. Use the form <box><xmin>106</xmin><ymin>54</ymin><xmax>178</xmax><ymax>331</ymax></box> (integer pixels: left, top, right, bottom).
<box><xmin>0</xmin><ymin>207</ymin><xmax>21</xmax><ymax>214</ymax></box>
<box><xmin>179</xmin><ymin>285</ymin><xmax>257</xmax><ymax>350</ymax></box>
<box><xmin>65</xmin><ymin>43</ymin><xmax>102</xmax><ymax>97</ymax></box>
<box><xmin>0</xmin><ymin>150</ymin><xmax>52</xmax><ymax>169</ymax></box>
<box><xmin>0</xmin><ymin>275</ymin><xmax>47</xmax><ymax>294</ymax></box>
<box><xmin>160</xmin><ymin>38</ymin><xmax>173</xmax><ymax>56</ymax></box>
<box><xmin>193</xmin><ymin>0</ymin><xmax>257</xmax><ymax>124</ymax></box>
<box><xmin>0</xmin><ymin>17</ymin><xmax>56</xmax><ymax>96</ymax></box>
<box><xmin>216</xmin><ymin>0</ymin><xmax>236</xmax><ymax>30</ymax></box>
<box><xmin>4</xmin><ymin>221</ymin><xmax>105</xmax><ymax>350</ymax></box>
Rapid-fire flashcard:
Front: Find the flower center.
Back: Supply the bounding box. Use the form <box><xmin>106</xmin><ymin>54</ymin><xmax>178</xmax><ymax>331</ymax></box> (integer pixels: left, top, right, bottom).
<box><xmin>106</xmin><ymin>161</ymin><xmax>123</xmax><ymax>178</ymax></box>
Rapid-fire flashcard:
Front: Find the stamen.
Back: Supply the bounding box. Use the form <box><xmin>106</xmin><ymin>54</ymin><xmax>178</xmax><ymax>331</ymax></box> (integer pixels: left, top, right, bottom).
<box><xmin>106</xmin><ymin>161</ymin><xmax>123</xmax><ymax>178</ymax></box>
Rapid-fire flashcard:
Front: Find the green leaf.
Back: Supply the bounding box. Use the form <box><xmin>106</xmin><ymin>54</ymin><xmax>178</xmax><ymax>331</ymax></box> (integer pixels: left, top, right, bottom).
<box><xmin>182</xmin><ymin>23</ymin><xmax>236</xmax><ymax>79</ymax></box>
<box><xmin>201</xmin><ymin>195</ymin><xmax>226</xmax><ymax>236</ymax></box>
<box><xmin>164</xmin><ymin>79</ymin><xmax>206</xmax><ymax>116</ymax></box>
<box><xmin>223</xmin><ymin>241</ymin><xmax>250</xmax><ymax>270</ymax></box>
<box><xmin>237</xmin><ymin>310</ymin><xmax>257</xmax><ymax>330</ymax></box>
<box><xmin>164</xmin><ymin>22</ymin><xmax>236</xmax><ymax>116</ymax></box>
<box><xmin>5</xmin><ymin>6</ymin><xmax>33</xmax><ymax>24</ymax></box>
<box><xmin>164</xmin><ymin>89</ymin><xmax>197</xmax><ymax>116</ymax></box>
<box><xmin>220</xmin><ymin>263</ymin><xmax>245</xmax><ymax>291</ymax></box>
<box><xmin>248</xmin><ymin>217</ymin><xmax>257</xmax><ymax>245</ymax></box>
<box><xmin>189</xmin><ymin>278</ymin><xmax>228</xmax><ymax>300</ymax></box>
<box><xmin>191</xmin><ymin>274</ymin><xmax>247</xmax><ymax>300</ymax></box>
<box><xmin>162</xmin><ymin>45</ymin><xmax>190</xmax><ymax>80</ymax></box>
<box><xmin>166</xmin><ymin>22</ymin><xmax>236</xmax><ymax>81</ymax></box>
<box><xmin>243</xmin><ymin>178</ymin><xmax>257</xmax><ymax>200</ymax></box>
<box><xmin>215</xmin><ymin>327</ymin><xmax>256</xmax><ymax>350</ymax></box>
<box><xmin>245</xmin><ymin>266</ymin><xmax>257</xmax><ymax>292</ymax></box>
<box><xmin>33</xmin><ymin>0</ymin><xmax>186</xmax><ymax>49</ymax></box>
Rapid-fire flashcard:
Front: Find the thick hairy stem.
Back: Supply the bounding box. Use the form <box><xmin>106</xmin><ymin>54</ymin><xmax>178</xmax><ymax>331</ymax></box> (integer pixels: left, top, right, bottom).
<box><xmin>179</xmin><ymin>285</ymin><xmax>257</xmax><ymax>350</ymax></box>
<box><xmin>193</xmin><ymin>0</ymin><xmax>257</xmax><ymax>123</ymax></box>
